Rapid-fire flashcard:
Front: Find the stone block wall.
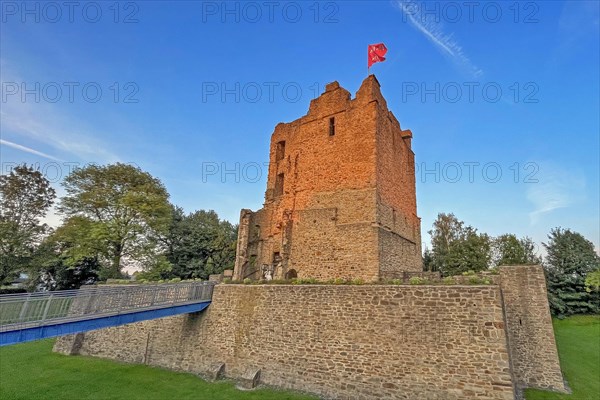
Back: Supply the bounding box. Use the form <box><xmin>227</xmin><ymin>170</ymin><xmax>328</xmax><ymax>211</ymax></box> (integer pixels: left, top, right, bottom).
<box><xmin>57</xmin><ymin>284</ymin><xmax>516</xmax><ymax>400</ymax></box>
<box><xmin>499</xmin><ymin>266</ymin><xmax>566</xmax><ymax>392</ymax></box>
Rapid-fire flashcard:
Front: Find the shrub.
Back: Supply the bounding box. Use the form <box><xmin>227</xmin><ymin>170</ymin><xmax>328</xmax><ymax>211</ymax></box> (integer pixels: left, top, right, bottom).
<box><xmin>243</xmin><ymin>278</ymin><xmax>252</xmax><ymax>284</ymax></box>
<box><xmin>462</xmin><ymin>270</ymin><xmax>476</xmax><ymax>276</ymax></box>
<box><xmin>351</xmin><ymin>278</ymin><xmax>365</xmax><ymax>285</ymax></box>
<box><xmin>442</xmin><ymin>277</ymin><xmax>455</xmax><ymax>285</ymax></box>
<box><xmin>468</xmin><ymin>276</ymin><xmax>482</xmax><ymax>285</ymax></box>
<box><xmin>409</xmin><ymin>276</ymin><xmax>425</xmax><ymax>285</ymax></box>
<box><xmin>291</xmin><ymin>277</ymin><xmax>318</xmax><ymax>284</ymax></box>
<box><xmin>390</xmin><ymin>279</ymin><xmax>403</xmax><ymax>285</ymax></box>
<box><xmin>0</xmin><ymin>287</ymin><xmax>27</xmax><ymax>295</ymax></box>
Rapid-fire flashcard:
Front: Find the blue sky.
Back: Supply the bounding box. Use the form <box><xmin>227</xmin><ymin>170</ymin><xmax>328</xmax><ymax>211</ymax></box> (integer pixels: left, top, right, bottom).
<box><xmin>1</xmin><ymin>1</ymin><xmax>599</xmax><ymax>256</ymax></box>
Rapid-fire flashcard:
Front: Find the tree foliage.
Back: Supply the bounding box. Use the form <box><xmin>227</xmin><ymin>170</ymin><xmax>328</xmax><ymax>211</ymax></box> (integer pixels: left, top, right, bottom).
<box><xmin>58</xmin><ymin>163</ymin><xmax>171</xmax><ymax>278</ymax></box>
<box><xmin>422</xmin><ymin>247</ymin><xmax>434</xmax><ymax>271</ymax></box>
<box><xmin>444</xmin><ymin>227</ymin><xmax>492</xmax><ymax>276</ymax></box>
<box><xmin>585</xmin><ymin>269</ymin><xmax>600</xmax><ymax>293</ymax></box>
<box><xmin>137</xmin><ymin>207</ymin><xmax>237</xmax><ymax>281</ymax></box>
<box><xmin>543</xmin><ymin>227</ymin><xmax>600</xmax><ymax>317</ymax></box>
<box><xmin>0</xmin><ymin>165</ymin><xmax>55</xmax><ymax>285</ymax></box>
<box><xmin>29</xmin><ymin>240</ymin><xmax>100</xmax><ymax>291</ymax></box>
<box><xmin>166</xmin><ymin>208</ymin><xmax>237</xmax><ymax>279</ymax></box>
<box><xmin>428</xmin><ymin>213</ymin><xmax>492</xmax><ymax>276</ymax></box>
<box><xmin>493</xmin><ymin>234</ymin><xmax>541</xmax><ymax>266</ymax></box>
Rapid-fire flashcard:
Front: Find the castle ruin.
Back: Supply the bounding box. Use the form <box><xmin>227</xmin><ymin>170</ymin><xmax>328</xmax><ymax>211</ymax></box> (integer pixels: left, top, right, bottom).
<box><xmin>234</xmin><ymin>75</ymin><xmax>422</xmax><ymax>282</ymax></box>
<box><xmin>55</xmin><ymin>77</ymin><xmax>567</xmax><ymax>400</ymax></box>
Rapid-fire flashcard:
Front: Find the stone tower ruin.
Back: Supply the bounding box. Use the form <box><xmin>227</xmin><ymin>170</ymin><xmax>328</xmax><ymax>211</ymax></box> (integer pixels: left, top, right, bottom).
<box><xmin>234</xmin><ymin>75</ymin><xmax>422</xmax><ymax>282</ymax></box>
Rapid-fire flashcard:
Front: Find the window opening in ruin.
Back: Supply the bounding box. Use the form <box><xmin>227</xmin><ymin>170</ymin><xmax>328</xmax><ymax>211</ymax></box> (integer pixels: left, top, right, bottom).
<box><xmin>253</xmin><ymin>224</ymin><xmax>261</xmax><ymax>239</ymax></box>
<box><xmin>275</xmin><ymin>173</ymin><xmax>284</xmax><ymax>197</ymax></box>
<box><xmin>329</xmin><ymin>117</ymin><xmax>335</xmax><ymax>136</ymax></box>
<box><xmin>285</xmin><ymin>269</ymin><xmax>297</xmax><ymax>279</ymax></box>
<box><xmin>276</xmin><ymin>141</ymin><xmax>286</xmax><ymax>161</ymax></box>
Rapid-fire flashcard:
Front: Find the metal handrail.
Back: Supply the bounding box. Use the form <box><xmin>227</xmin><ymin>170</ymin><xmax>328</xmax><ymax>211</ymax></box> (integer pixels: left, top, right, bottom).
<box><xmin>0</xmin><ymin>281</ymin><xmax>215</xmax><ymax>332</ymax></box>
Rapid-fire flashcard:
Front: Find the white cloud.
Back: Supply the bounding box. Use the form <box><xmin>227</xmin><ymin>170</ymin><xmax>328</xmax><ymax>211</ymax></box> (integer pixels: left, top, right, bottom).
<box><xmin>0</xmin><ymin>63</ymin><xmax>120</xmax><ymax>163</ymax></box>
<box><xmin>0</xmin><ymin>139</ymin><xmax>62</xmax><ymax>161</ymax></box>
<box><xmin>527</xmin><ymin>164</ymin><xmax>586</xmax><ymax>225</ymax></box>
<box><xmin>395</xmin><ymin>0</ymin><xmax>483</xmax><ymax>78</ymax></box>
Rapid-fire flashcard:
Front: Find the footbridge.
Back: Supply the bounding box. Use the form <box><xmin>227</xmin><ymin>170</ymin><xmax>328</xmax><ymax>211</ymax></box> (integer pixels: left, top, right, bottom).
<box><xmin>0</xmin><ymin>281</ymin><xmax>215</xmax><ymax>346</ymax></box>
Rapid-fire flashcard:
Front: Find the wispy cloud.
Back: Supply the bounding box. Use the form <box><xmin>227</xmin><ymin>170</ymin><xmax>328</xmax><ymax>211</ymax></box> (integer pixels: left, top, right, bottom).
<box><xmin>0</xmin><ymin>107</ymin><xmax>119</xmax><ymax>162</ymax></box>
<box><xmin>0</xmin><ymin>139</ymin><xmax>62</xmax><ymax>161</ymax></box>
<box><xmin>395</xmin><ymin>1</ymin><xmax>483</xmax><ymax>78</ymax></box>
<box><xmin>0</xmin><ymin>61</ymin><xmax>120</xmax><ymax>163</ymax></box>
<box><xmin>527</xmin><ymin>164</ymin><xmax>586</xmax><ymax>225</ymax></box>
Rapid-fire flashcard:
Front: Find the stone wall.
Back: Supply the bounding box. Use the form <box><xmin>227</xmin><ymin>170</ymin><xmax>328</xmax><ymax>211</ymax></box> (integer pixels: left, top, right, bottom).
<box><xmin>499</xmin><ymin>266</ymin><xmax>566</xmax><ymax>391</ymax></box>
<box><xmin>57</xmin><ymin>284</ymin><xmax>515</xmax><ymax>400</ymax></box>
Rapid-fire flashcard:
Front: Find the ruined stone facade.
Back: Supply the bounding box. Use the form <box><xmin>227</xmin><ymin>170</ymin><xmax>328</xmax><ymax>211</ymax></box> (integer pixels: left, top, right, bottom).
<box><xmin>234</xmin><ymin>76</ymin><xmax>422</xmax><ymax>282</ymax></box>
<box><xmin>55</xmin><ymin>266</ymin><xmax>567</xmax><ymax>399</ymax></box>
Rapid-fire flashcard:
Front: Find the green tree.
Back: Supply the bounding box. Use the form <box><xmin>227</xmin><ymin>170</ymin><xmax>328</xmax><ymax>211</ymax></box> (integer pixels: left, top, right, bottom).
<box><xmin>444</xmin><ymin>227</ymin><xmax>492</xmax><ymax>276</ymax></box>
<box><xmin>543</xmin><ymin>227</ymin><xmax>600</xmax><ymax>317</ymax></box>
<box><xmin>0</xmin><ymin>165</ymin><xmax>55</xmax><ymax>285</ymax></box>
<box><xmin>58</xmin><ymin>163</ymin><xmax>172</xmax><ymax>279</ymax></box>
<box><xmin>422</xmin><ymin>247</ymin><xmax>434</xmax><ymax>271</ymax></box>
<box><xmin>429</xmin><ymin>213</ymin><xmax>491</xmax><ymax>276</ymax></box>
<box><xmin>140</xmin><ymin>207</ymin><xmax>237</xmax><ymax>280</ymax></box>
<box><xmin>428</xmin><ymin>213</ymin><xmax>465</xmax><ymax>273</ymax></box>
<box><xmin>493</xmin><ymin>234</ymin><xmax>541</xmax><ymax>266</ymax></box>
<box><xmin>585</xmin><ymin>269</ymin><xmax>600</xmax><ymax>293</ymax></box>
<box><xmin>28</xmin><ymin>237</ymin><xmax>100</xmax><ymax>291</ymax></box>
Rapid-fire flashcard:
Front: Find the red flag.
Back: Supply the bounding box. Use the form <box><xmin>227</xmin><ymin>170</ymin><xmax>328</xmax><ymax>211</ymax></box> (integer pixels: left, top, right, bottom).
<box><xmin>368</xmin><ymin>43</ymin><xmax>387</xmax><ymax>68</ymax></box>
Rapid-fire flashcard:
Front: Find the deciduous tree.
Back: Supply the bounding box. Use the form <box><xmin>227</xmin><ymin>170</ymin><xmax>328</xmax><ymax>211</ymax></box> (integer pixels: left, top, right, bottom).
<box><xmin>493</xmin><ymin>234</ymin><xmax>541</xmax><ymax>266</ymax></box>
<box><xmin>58</xmin><ymin>163</ymin><xmax>171</xmax><ymax>278</ymax></box>
<box><xmin>444</xmin><ymin>227</ymin><xmax>492</xmax><ymax>276</ymax></box>
<box><xmin>139</xmin><ymin>207</ymin><xmax>237</xmax><ymax>280</ymax></box>
<box><xmin>0</xmin><ymin>165</ymin><xmax>55</xmax><ymax>285</ymax></box>
<box><xmin>429</xmin><ymin>213</ymin><xmax>492</xmax><ymax>276</ymax></box>
<box><xmin>166</xmin><ymin>208</ymin><xmax>237</xmax><ymax>280</ymax></box>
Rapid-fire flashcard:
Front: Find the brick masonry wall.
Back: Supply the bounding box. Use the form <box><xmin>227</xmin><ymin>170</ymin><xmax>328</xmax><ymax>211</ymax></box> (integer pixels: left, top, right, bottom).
<box><xmin>498</xmin><ymin>266</ymin><xmax>567</xmax><ymax>392</ymax></box>
<box><xmin>56</xmin><ymin>284</ymin><xmax>516</xmax><ymax>400</ymax></box>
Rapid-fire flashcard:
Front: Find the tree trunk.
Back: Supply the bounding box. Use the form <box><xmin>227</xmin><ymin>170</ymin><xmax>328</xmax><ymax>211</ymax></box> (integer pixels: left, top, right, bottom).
<box><xmin>108</xmin><ymin>243</ymin><xmax>122</xmax><ymax>279</ymax></box>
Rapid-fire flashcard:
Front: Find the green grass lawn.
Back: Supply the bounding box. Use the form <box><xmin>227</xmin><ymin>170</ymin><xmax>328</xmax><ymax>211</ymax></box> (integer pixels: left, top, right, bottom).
<box><xmin>0</xmin><ymin>339</ymin><xmax>316</xmax><ymax>400</ymax></box>
<box><xmin>525</xmin><ymin>315</ymin><xmax>600</xmax><ymax>400</ymax></box>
